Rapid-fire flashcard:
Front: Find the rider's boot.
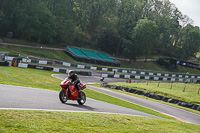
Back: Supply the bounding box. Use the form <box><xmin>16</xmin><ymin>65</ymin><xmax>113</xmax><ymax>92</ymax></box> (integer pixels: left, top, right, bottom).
<box><xmin>77</xmin><ymin>86</ymin><xmax>81</xmax><ymax>98</ymax></box>
<box><xmin>78</xmin><ymin>91</ymin><xmax>81</xmax><ymax>98</ymax></box>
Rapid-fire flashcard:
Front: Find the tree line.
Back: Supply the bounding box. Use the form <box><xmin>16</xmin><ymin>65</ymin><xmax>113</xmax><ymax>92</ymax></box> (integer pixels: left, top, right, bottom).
<box><xmin>0</xmin><ymin>0</ymin><xmax>200</xmax><ymax>61</ymax></box>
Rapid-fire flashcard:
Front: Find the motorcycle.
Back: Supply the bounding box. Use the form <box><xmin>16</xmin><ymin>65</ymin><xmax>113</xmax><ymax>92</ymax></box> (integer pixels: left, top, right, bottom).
<box><xmin>59</xmin><ymin>79</ymin><xmax>87</xmax><ymax>105</ymax></box>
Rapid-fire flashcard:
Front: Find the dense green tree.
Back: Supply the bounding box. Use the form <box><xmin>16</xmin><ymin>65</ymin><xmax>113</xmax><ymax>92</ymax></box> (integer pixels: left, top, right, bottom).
<box><xmin>122</xmin><ymin>38</ymin><xmax>138</xmax><ymax>61</ymax></box>
<box><xmin>14</xmin><ymin>1</ymin><xmax>57</xmax><ymax>43</ymax></box>
<box><xmin>43</xmin><ymin>0</ymin><xmax>75</xmax><ymax>44</ymax></box>
<box><xmin>179</xmin><ymin>25</ymin><xmax>200</xmax><ymax>60</ymax></box>
<box><xmin>0</xmin><ymin>0</ymin><xmax>199</xmax><ymax>62</ymax></box>
<box><xmin>97</xmin><ymin>29</ymin><xmax>120</xmax><ymax>55</ymax></box>
<box><xmin>131</xmin><ymin>18</ymin><xmax>158</xmax><ymax>61</ymax></box>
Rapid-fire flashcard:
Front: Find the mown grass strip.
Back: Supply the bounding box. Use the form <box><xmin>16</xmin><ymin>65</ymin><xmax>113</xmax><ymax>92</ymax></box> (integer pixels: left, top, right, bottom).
<box><xmin>0</xmin><ymin>67</ymin><xmax>61</xmax><ymax>91</ymax></box>
<box><xmin>0</xmin><ymin>110</ymin><xmax>200</xmax><ymax>133</ymax></box>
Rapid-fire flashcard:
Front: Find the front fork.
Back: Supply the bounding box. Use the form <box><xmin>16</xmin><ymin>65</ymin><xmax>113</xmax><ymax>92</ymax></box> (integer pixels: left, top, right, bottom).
<box><xmin>62</xmin><ymin>88</ymin><xmax>68</xmax><ymax>96</ymax></box>
<box><xmin>62</xmin><ymin>88</ymin><xmax>71</xmax><ymax>97</ymax></box>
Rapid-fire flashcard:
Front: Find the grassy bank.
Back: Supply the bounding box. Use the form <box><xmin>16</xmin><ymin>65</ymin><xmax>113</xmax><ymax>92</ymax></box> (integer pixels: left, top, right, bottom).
<box><xmin>1</xmin><ymin>39</ymin><xmax>200</xmax><ymax>74</ymax></box>
<box><xmin>1</xmin><ymin>110</ymin><xmax>200</xmax><ymax>133</ymax></box>
<box><xmin>0</xmin><ymin>45</ymin><xmax>75</xmax><ymax>62</ymax></box>
<box><xmin>0</xmin><ymin>67</ymin><xmax>61</xmax><ymax>91</ymax></box>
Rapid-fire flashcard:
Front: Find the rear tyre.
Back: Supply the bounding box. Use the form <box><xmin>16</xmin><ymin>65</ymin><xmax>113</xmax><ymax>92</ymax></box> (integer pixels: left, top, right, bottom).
<box><xmin>77</xmin><ymin>91</ymin><xmax>86</xmax><ymax>105</ymax></box>
<box><xmin>59</xmin><ymin>90</ymin><xmax>68</xmax><ymax>103</ymax></box>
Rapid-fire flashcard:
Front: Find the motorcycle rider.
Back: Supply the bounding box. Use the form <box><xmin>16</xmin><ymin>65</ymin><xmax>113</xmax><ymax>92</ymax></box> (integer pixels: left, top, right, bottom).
<box><xmin>66</xmin><ymin>70</ymin><xmax>81</xmax><ymax>97</ymax></box>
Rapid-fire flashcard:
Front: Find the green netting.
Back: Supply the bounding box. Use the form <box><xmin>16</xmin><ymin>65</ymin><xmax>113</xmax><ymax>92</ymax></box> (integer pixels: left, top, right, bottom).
<box><xmin>97</xmin><ymin>53</ymin><xmax>116</xmax><ymax>63</ymax></box>
<box><xmin>68</xmin><ymin>47</ymin><xmax>118</xmax><ymax>64</ymax></box>
<box><xmin>69</xmin><ymin>48</ymin><xmax>87</xmax><ymax>58</ymax></box>
<box><xmin>81</xmin><ymin>50</ymin><xmax>103</xmax><ymax>61</ymax></box>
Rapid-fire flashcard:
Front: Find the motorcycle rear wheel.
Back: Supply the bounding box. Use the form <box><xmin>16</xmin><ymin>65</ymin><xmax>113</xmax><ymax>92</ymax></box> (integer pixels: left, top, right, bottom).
<box><xmin>59</xmin><ymin>90</ymin><xmax>68</xmax><ymax>103</ymax></box>
<box><xmin>77</xmin><ymin>91</ymin><xmax>86</xmax><ymax>105</ymax></box>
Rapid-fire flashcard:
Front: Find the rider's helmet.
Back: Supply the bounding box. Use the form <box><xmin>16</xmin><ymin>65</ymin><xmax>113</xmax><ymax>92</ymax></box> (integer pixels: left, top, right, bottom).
<box><xmin>68</xmin><ymin>70</ymin><xmax>75</xmax><ymax>76</ymax></box>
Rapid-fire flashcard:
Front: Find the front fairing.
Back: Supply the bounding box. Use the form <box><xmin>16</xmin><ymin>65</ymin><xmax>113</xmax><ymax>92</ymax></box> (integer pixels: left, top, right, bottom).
<box><xmin>60</xmin><ymin>79</ymin><xmax>71</xmax><ymax>88</ymax></box>
<box><xmin>60</xmin><ymin>81</ymin><xmax>67</xmax><ymax>87</ymax></box>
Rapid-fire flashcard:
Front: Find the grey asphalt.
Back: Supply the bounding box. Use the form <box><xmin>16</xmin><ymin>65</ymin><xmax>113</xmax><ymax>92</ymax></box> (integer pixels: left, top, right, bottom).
<box><xmin>53</xmin><ymin>74</ymin><xmax>200</xmax><ymax>125</ymax></box>
<box><xmin>0</xmin><ymin>84</ymin><xmax>158</xmax><ymax>118</ymax></box>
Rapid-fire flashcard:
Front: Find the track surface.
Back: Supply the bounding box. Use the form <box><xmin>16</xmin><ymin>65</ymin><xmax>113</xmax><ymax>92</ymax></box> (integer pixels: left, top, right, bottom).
<box><xmin>0</xmin><ymin>84</ymin><xmax>158</xmax><ymax>118</ymax></box>
<box><xmin>53</xmin><ymin>74</ymin><xmax>200</xmax><ymax>125</ymax></box>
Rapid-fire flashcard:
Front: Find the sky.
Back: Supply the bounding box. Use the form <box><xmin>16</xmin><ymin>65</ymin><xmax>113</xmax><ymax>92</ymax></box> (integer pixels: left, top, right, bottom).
<box><xmin>169</xmin><ymin>0</ymin><xmax>200</xmax><ymax>27</ymax></box>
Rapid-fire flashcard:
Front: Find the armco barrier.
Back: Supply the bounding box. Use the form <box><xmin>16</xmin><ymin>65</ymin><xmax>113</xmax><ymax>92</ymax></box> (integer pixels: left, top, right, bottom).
<box><xmin>17</xmin><ymin>63</ymin><xmax>92</xmax><ymax>76</ymax></box>
<box><xmin>101</xmin><ymin>74</ymin><xmax>200</xmax><ymax>83</ymax></box>
<box><xmin>101</xmin><ymin>83</ymin><xmax>200</xmax><ymax>111</ymax></box>
<box><xmin>0</xmin><ymin>61</ymin><xmax>9</xmax><ymax>66</ymax></box>
<box><xmin>7</xmin><ymin>56</ymin><xmax>200</xmax><ymax>82</ymax></box>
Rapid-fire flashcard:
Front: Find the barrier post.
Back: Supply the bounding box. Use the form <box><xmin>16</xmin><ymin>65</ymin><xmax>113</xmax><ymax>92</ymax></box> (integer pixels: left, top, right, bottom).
<box><xmin>170</xmin><ymin>82</ymin><xmax>173</xmax><ymax>89</ymax></box>
<box><xmin>157</xmin><ymin>82</ymin><xmax>160</xmax><ymax>87</ymax></box>
<box><xmin>183</xmin><ymin>85</ymin><xmax>186</xmax><ymax>92</ymax></box>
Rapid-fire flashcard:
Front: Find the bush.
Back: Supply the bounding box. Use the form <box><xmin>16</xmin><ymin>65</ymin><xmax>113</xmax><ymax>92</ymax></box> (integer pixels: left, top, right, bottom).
<box><xmin>157</xmin><ymin>58</ymin><xmax>170</xmax><ymax>68</ymax></box>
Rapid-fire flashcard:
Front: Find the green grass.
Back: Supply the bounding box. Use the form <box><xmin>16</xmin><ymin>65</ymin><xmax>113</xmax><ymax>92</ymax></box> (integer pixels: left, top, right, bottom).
<box><xmin>2</xmin><ymin>38</ymin><xmax>62</xmax><ymax>48</ymax></box>
<box><xmin>119</xmin><ymin>60</ymin><xmax>163</xmax><ymax>71</ymax></box>
<box><xmin>4</xmin><ymin>45</ymin><xmax>75</xmax><ymax>62</ymax></box>
<box><xmin>119</xmin><ymin>59</ymin><xmax>200</xmax><ymax>74</ymax></box>
<box><xmin>1</xmin><ymin>110</ymin><xmax>200</xmax><ymax>133</ymax></box>
<box><xmin>0</xmin><ymin>67</ymin><xmax>62</xmax><ymax>91</ymax></box>
<box><xmin>108</xmin><ymin>82</ymin><xmax>200</xmax><ymax>105</ymax></box>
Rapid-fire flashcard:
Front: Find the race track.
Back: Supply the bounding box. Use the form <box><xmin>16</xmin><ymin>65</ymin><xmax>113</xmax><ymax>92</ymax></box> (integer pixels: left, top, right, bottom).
<box><xmin>53</xmin><ymin>74</ymin><xmax>200</xmax><ymax>125</ymax></box>
<box><xmin>0</xmin><ymin>84</ymin><xmax>158</xmax><ymax>118</ymax></box>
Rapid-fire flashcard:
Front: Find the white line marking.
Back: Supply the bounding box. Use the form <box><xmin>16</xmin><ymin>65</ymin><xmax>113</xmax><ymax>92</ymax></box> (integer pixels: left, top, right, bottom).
<box><xmin>0</xmin><ymin>108</ymin><xmax>149</xmax><ymax>117</ymax></box>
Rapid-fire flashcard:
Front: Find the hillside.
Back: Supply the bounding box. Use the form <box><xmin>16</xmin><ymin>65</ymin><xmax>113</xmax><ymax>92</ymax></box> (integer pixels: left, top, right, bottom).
<box><xmin>1</xmin><ymin>39</ymin><xmax>200</xmax><ymax>74</ymax></box>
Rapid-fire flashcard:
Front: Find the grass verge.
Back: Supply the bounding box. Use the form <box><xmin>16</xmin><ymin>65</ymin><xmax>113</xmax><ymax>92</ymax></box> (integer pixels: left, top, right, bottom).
<box><xmin>1</xmin><ymin>110</ymin><xmax>200</xmax><ymax>133</ymax></box>
<box><xmin>0</xmin><ymin>67</ymin><xmax>62</xmax><ymax>91</ymax></box>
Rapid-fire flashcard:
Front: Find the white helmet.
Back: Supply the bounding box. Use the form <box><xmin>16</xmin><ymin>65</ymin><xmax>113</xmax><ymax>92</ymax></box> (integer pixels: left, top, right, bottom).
<box><xmin>68</xmin><ymin>70</ymin><xmax>75</xmax><ymax>76</ymax></box>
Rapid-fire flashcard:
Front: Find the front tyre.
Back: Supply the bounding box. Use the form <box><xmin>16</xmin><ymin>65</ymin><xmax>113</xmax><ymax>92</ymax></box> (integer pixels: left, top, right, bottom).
<box><xmin>77</xmin><ymin>91</ymin><xmax>86</xmax><ymax>105</ymax></box>
<box><xmin>59</xmin><ymin>90</ymin><xmax>68</xmax><ymax>103</ymax></box>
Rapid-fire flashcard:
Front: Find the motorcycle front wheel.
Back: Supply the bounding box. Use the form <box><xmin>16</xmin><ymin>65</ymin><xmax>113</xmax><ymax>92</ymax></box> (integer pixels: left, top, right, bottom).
<box><xmin>77</xmin><ymin>91</ymin><xmax>86</xmax><ymax>105</ymax></box>
<box><xmin>59</xmin><ymin>90</ymin><xmax>68</xmax><ymax>103</ymax></box>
